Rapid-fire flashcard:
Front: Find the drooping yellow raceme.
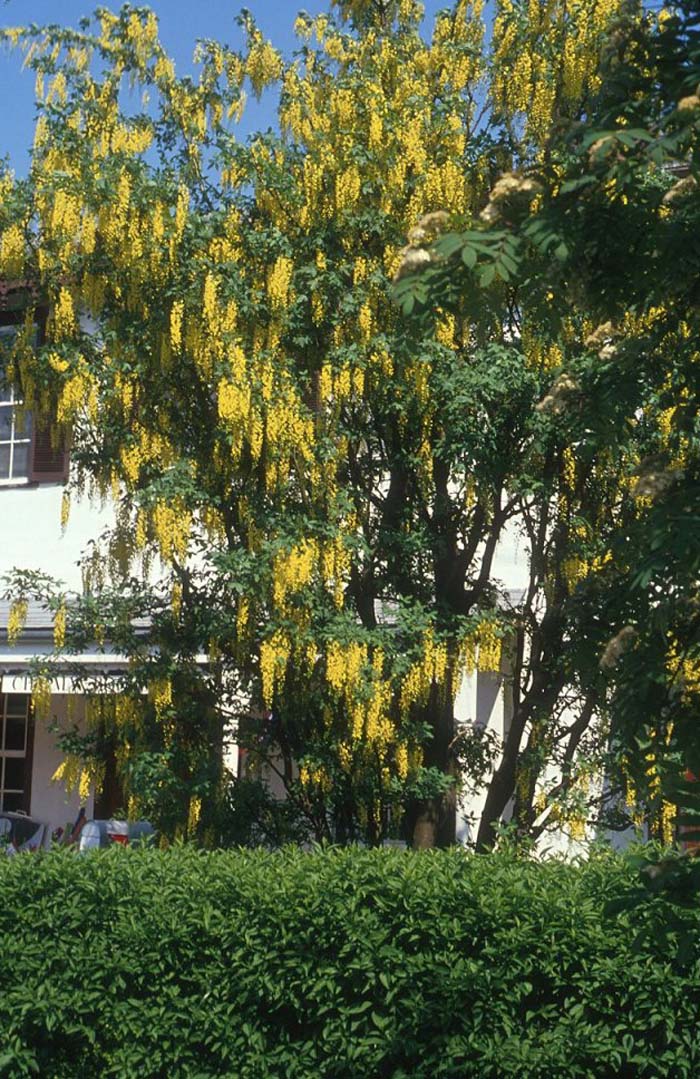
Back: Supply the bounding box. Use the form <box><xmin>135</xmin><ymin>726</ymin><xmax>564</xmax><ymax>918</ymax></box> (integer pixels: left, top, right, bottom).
<box><xmin>491</xmin><ymin>0</ymin><xmax>624</xmax><ymax>147</ymax></box>
<box><xmin>53</xmin><ymin>603</ymin><xmax>67</xmax><ymax>649</ymax></box>
<box><xmin>272</xmin><ymin>538</ymin><xmax>318</xmax><ymax>610</ymax></box>
<box><xmin>456</xmin><ymin>618</ymin><xmax>503</xmax><ymax>677</ymax></box>
<box><xmin>667</xmin><ymin>636</ymin><xmax>700</xmax><ymax>700</ymax></box>
<box><xmin>7</xmin><ymin>598</ymin><xmax>28</xmax><ymax>645</ymax></box>
<box><xmin>0</xmin><ymin>222</ymin><xmax>26</xmax><ymax>277</ymax></box>
<box><xmin>260</xmin><ymin>629</ymin><xmax>291</xmax><ymax>707</ymax></box>
<box><xmin>245</xmin><ymin>31</ymin><xmax>284</xmax><ymax>97</ymax></box>
<box><xmin>476</xmin><ymin>619</ymin><xmax>502</xmax><ymax>673</ymax></box>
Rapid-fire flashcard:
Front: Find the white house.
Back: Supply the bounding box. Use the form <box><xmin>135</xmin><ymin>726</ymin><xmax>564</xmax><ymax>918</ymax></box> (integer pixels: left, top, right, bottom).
<box><xmin>0</xmin><ymin>286</ymin><xmax>114</xmax><ymax>837</ymax></box>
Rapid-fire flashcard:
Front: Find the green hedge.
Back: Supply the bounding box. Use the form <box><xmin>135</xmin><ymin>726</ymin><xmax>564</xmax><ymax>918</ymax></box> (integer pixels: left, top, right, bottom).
<box><xmin>0</xmin><ymin>846</ymin><xmax>698</xmax><ymax>1078</ymax></box>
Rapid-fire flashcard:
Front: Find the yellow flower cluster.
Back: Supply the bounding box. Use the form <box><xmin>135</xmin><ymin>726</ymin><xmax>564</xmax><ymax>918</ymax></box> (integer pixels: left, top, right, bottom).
<box><xmin>491</xmin><ymin>0</ymin><xmax>623</xmax><ymax>146</ymax></box>
<box><xmin>319</xmin><ymin>532</ymin><xmax>352</xmax><ymax>607</ymax></box>
<box><xmin>57</xmin><ymin>364</ymin><xmax>98</xmax><ymax>425</ymax></box>
<box><xmin>318</xmin><ymin>361</ymin><xmax>365</xmax><ymax>408</ymax></box>
<box><xmin>53</xmin><ymin>604</ymin><xmax>67</xmax><ymax>649</ymax></box>
<box><xmin>335</xmin><ymin>165</ymin><xmax>361</xmax><ymax>213</ymax></box>
<box><xmin>51</xmin><ymin>287</ymin><xmax>77</xmax><ymax>340</ymax></box>
<box><xmin>150</xmin><ymin>677</ymin><xmax>172</xmax><ymax>717</ymax></box>
<box><xmin>561</xmin><ymin>446</ymin><xmax>576</xmax><ymax>492</ymax></box>
<box><xmin>267</xmin><ymin>256</ymin><xmax>294</xmax><ymax>309</ymax></box>
<box><xmin>236</xmin><ymin>597</ymin><xmax>250</xmax><ymax>643</ymax></box>
<box><xmin>151</xmin><ymin>499</ymin><xmax>191</xmax><ymax>563</ymax></box>
<box><xmin>273</xmin><ymin>539</ymin><xmax>318</xmax><ymax>610</ymax></box>
<box><xmin>458</xmin><ymin>621</ymin><xmax>502</xmax><ymax>676</ymax></box>
<box><xmin>522</xmin><ymin>330</ymin><xmax>564</xmax><ymax>371</ymax></box>
<box><xmin>660</xmin><ymin>800</ymin><xmax>676</xmax><ymax>846</ymax></box>
<box><xmin>435</xmin><ymin>313</ymin><xmax>456</xmax><ymax>348</ymax></box>
<box><xmin>111</xmin><ymin>121</ymin><xmax>154</xmax><ymax>156</ymax></box>
<box><xmin>218</xmin><ymin>374</ymin><xmax>251</xmax><ymax>461</ymax></box>
<box><xmin>150</xmin><ymin>678</ymin><xmax>174</xmax><ymax>744</ymax></box>
<box><xmin>476</xmin><ymin>619</ymin><xmax>502</xmax><ymax>672</ymax></box>
<box><xmin>187</xmin><ymin>795</ymin><xmax>201</xmax><ymax>832</ymax></box>
<box><xmin>120</xmin><ymin>426</ymin><xmax>174</xmax><ymax>489</ymax></box>
<box><xmin>124</xmin><ymin>9</ymin><xmax>159</xmax><ymax>68</ymax></box>
<box><xmin>170</xmin><ymin>299</ymin><xmax>184</xmax><ymax>352</ymax></box>
<box><xmin>114</xmin><ymin>694</ymin><xmax>143</xmax><ymax>733</ymax></box>
<box><xmin>60</xmin><ymin>490</ymin><xmax>71</xmax><ymax>531</ymax></box>
<box><xmin>7</xmin><ymin>598</ymin><xmax>27</xmax><ymax>645</ymax></box>
<box><xmin>52</xmin><ymin>755</ymin><xmax>99</xmax><ymax>803</ymax></box>
<box><xmin>399</xmin><ymin>630</ymin><xmax>449</xmax><ymax>716</ymax></box>
<box><xmin>31</xmin><ymin>675</ymin><xmax>51</xmax><ymax>719</ymax></box>
<box><xmin>561</xmin><ymin>557</ymin><xmax>588</xmax><ymax>593</ymax></box>
<box><xmin>299</xmin><ymin>762</ymin><xmax>331</xmax><ymax>792</ymax></box>
<box><xmin>260</xmin><ymin>629</ymin><xmax>290</xmax><ymax>706</ymax></box>
<box><xmin>422</xmin><ymin>160</ymin><xmax>467</xmax><ymax>215</ymax></box>
<box><xmin>245</xmin><ymin>34</ymin><xmax>283</xmax><ymax>97</ymax></box>
<box><xmin>667</xmin><ymin>637</ymin><xmax>700</xmax><ymax>700</ymax></box>
<box><xmin>326</xmin><ymin>639</ymin><xmax>367</xmax><ymax>699</ymax></box>
<box><xmin>0</xmin><ymin>223</ymin><xmax>25</xmax><ymax>277</ymax></box>
<box><xmin>337</xmin><ymin>741</ymin><xmax>353</xmax><ymax>772</ymax></box>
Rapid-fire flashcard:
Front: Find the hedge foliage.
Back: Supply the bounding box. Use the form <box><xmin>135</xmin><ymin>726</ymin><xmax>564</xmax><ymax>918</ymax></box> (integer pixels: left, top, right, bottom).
<box><xmin>1</xmin><ymin>846</ymin><xmax>699</xmax><ymax>1077</ymax></box>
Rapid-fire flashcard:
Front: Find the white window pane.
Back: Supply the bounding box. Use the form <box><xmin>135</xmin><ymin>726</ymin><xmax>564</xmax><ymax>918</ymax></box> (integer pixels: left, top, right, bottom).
<box><xmin>11</xmin><ymin>442</ymin><xmax>29</xmax><ymax>478</ymax></box>
<box><xmin>0</xmin><ymin>444</ymin><xmax>10</xmax><ymax>478</ymax></box>
<box><xmin>0</xmin><ymin>409</ymin><xmax>11</xmax><ymax>439</ymax></box>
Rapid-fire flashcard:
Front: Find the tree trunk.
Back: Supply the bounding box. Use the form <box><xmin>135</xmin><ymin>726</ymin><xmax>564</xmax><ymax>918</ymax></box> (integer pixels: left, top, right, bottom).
<box><xmin>475</xmin><ymin>611</ymin><xmax>566</xmax><ymax>851</ymax></box>
<box><xmin>411</xmin><ymin>675</ymin><xmax>457</xmax><ymax>848</ymax></box>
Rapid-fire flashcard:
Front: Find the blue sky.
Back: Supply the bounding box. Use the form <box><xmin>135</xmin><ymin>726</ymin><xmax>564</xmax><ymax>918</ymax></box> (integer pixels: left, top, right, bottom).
<box><xmin>0</xmin><ymin>0</ymin><xmax>455</xmax><ymax>174</ymax></box>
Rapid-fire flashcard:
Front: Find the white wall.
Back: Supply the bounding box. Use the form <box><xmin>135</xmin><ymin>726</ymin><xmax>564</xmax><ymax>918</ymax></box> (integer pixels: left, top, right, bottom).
<box><xmin>2</xmin><ymin>483</ymin><xmax>109</xmax><ymax>831</ymax></box>
<box><xmin>491</xmin><ymin>517</ymin><xmax>528</xmax><ymax>592</ymax></box>
<box><xmin>30</xmin><ymin>695</ymin><xmax>94</xmax><ymax>831</ymax></box>
<box><xmin>2</xmin><ymin>482</ymin><xmax>112</xmax><ymax>589</ymax></box>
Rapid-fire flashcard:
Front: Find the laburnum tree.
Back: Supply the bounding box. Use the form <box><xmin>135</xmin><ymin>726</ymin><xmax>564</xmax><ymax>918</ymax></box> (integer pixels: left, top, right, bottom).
<box><xmin>0</xmin><ymin>0</ymin><xmax>630</xmax><ymax>846</ymax></box>
<box><xmin>405</xmin><ymin>0</ymin><xmax>700</xmax><ymax>848</ymax></box>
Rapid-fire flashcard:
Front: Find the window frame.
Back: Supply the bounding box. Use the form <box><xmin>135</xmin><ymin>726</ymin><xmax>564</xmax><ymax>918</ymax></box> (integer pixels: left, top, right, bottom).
<box><xmin>0</xmin><ymin>342</ymin><xmax>33</xmax><ymax>486</ymax></box>
<box><xmin>0</xmin><ymin>288</ymin><xmax>68</xmax><ymax>485</ymax></box>
<box><xmin>0</xmin><ymin>693</ymin><xmax>34</xmax><ymax>814</ymax></box>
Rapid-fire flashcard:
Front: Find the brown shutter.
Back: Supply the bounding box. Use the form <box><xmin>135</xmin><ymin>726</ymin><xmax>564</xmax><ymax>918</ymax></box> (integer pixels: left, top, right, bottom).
<box><xmin>30</xmin><ymin>426</ymin><xmax>69</xmax><ymax>483</ymax></box>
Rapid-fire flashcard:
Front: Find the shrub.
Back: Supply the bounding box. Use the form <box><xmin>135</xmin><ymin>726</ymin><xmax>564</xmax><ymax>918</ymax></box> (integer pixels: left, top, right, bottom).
<box><xmin>0</xmin><ymin>846</ymin><xmax>698</xmax><ymax>1077</ymax></box>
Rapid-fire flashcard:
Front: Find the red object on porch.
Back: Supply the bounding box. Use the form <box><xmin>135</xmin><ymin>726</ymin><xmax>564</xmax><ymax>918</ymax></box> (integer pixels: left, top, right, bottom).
<box><xmin>106</xmin><ymin>820</ymin><xmax>129</xmax><ymax>845</ymax></box>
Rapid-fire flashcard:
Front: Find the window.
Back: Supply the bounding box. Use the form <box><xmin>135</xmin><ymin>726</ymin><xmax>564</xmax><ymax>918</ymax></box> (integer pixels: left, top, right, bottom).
<box><xmin>0</xmin><ymin>318</ymin><xmax>68</xmax><ymax>485</ymax></box>
<box><xmin>0</xmin><ymin>378</ymin><xmax>32</xmax><ymax>484</ymax></box>
<box><xmin>0</xmin><ymin>693</ymin><xmax>33</xmax><ymax>813</ymax></box>
<box><xmin>0</xmin><ymin>325</ymin><xmax>31</xmax><ymax>484</ymax></box>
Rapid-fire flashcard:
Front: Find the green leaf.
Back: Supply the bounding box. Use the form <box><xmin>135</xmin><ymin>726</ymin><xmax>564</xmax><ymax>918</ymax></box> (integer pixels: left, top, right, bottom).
<box><xmin>479</xmin><ymin>263</ymin><xmax>496</xmax><ymax>287</ymax></box>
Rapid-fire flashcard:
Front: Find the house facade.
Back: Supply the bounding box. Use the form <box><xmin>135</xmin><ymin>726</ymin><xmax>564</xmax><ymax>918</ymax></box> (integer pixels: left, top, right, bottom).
<box><xmin>0</xmin><ymin>287</ymin><xmax>115</xmax><ymax>836</ymax></box>
<box><xmin>0</xmin><ymin>495</ymin><xmax>114</xmax><ymax>835</ymax></box>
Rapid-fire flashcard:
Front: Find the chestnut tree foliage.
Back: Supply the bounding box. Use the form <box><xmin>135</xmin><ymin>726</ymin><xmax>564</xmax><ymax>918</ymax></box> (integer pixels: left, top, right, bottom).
<box><xmin>0</xmin><ymin>0</ymin><xmax>638</xmax><ymax>845</ymax></box>
<box><xmin>404</xmin><ymin>0</ymin><xmax>700</xmax><ymax>848</ymax></box>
